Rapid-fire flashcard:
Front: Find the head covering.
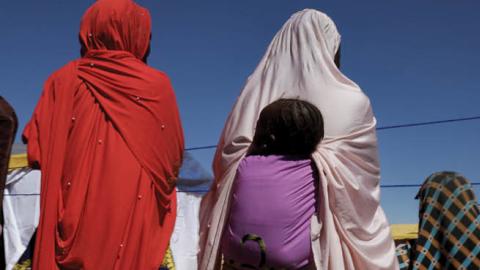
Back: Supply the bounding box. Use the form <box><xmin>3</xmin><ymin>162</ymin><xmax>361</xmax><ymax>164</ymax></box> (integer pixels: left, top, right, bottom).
<box><xmin>79</xmin><ymin>0</ymin><xmax>151</xmax><ymax>60</ymax></box>
<box><xmin>23</xmin><ymin>0</ymin><xmax>183</xmax><ymax>268</ymax></box>
<box><xmin>0</xmin><ymin>97</ymin><xmax>18</xmax><ymax>213</ymax></box>
<box><xmin>412</xmin><ymin>172</ymin><xmax>480</xmax><ymax>269</ymax></box>
<box><xmin>199</xmin><ymin>9</ymin><xmax>398</xmax><ymax>270</ymax></box>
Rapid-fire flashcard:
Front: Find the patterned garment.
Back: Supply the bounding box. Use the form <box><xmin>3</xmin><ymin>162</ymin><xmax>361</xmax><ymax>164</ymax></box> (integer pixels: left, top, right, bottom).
<box><xmin>395</xmin><ymin>241</ymin><xmax>413</xmax><ymax>270</ymax></box>
<box><xmin>412</xmin><ymin>171</ymin><xmax>480</xmax><ymax>270</ymax></box>
<box><xmin>12</xmin><ymin>260</ymin><xmax>32</xmax><ymax>270</ymax></box>
<box><xmin>160</xmin><ymin>247</ymin><xmax>176</xmax><ymax>270</ymax></box>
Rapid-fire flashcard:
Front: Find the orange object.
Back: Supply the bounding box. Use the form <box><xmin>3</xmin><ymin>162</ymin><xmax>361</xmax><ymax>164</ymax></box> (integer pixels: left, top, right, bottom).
<box><xmin>22</xmin><ymin>1</ymin><xmax>184</xmax><ymax>269</ymax></box>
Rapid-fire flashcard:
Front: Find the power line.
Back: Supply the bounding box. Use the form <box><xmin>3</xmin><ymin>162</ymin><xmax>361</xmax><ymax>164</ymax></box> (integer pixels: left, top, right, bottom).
<box><xmin>185</xmin><ymin>115</ymin><xmax>480</xmax><ymax>151</ymax></box>
<box><xmin>381</xmin><ymin>182</ymin><xmax>480</xmax><ymax>189</ymax></box>
<box><xmin>186</xmin><ymin>145</ymin><xmax>217</xmax><ymax>151</ymax></box>
<box><xmin>6</xmin><ymin>116</ymin><xmax>479</xmax><ymax>197</ymax></box>
<box><xmin>377</xmin><ymin>115</ymin><xmax>480</xmax><ymax>131</ymax></box>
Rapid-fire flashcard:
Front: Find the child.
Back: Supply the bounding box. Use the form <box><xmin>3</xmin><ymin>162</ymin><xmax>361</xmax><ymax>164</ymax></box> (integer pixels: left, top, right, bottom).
<box><xmin>221</xmin><ymin>98</ymin><xmax>323</xmax><ymax>270</ymax></box>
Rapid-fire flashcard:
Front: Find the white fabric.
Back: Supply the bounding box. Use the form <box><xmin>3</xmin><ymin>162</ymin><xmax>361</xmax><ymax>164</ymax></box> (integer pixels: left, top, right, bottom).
<box><xmin>170</xmin><ymin>192</ymin><xmax>202</xmax><ymax>270</ymax></box>
<box><xmin>199</xmin><ymin>9</ymin><xmax>399</xmax><ymax>270</ymax></box>
<box><xmin>3</xmin><ymin>169</ymin><xmax>41</xmax><ymax>270</ymax></box>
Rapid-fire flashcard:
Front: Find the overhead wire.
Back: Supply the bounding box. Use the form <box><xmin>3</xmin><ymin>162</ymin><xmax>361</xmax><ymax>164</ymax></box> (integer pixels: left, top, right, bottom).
<box><xmin>6</xmin><ymin>115</ymin><xmax>480</xmax><ymax>196</ymax></box>
<box><xmin>185</xmin><ymin>115</ymin><xmax>480</xmax><ymax>151</ymax></box>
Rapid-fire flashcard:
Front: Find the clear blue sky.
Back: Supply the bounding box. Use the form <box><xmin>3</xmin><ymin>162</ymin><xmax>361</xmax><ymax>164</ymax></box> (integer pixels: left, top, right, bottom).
<box><xmin>1</xmin><ymin>0</ymin><xmax>479</xmax><ymax>224</ymax></box>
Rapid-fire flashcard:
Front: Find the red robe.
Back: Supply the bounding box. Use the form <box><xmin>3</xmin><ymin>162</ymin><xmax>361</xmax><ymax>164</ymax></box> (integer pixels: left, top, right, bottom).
<box><xmin>23</xmin><ymin>1</ymin><xmax>184</xmax><ymax>269</ymax></box>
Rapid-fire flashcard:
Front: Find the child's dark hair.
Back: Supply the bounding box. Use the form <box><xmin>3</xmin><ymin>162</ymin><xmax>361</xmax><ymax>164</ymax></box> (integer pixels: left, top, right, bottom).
<box><xmin>248</xmin><ymin>99</ymin><xmax>324</xmax><ymax>157</ymax></box>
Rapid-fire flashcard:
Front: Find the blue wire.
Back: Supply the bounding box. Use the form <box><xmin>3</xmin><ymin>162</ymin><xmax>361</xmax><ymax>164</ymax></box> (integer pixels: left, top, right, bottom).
<box><xmin>7</xmin><ymin>116</ymin><xmax>479</xmax><ymax>196</ymax></box>
<box><xmin>185</xmin><ymin>115</ymin><xmax>480</xmax><ymax>151</ymax></box>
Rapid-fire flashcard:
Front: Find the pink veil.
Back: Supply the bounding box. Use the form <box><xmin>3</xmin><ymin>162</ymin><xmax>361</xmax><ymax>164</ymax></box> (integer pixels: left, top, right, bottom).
<box><xmin>199</xmin><ymin>9</ymin><xmax>399</xmax><ymax>270</ymax></box>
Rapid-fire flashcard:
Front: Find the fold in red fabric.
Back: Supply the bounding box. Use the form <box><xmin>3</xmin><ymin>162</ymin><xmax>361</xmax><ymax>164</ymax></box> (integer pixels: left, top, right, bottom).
<box><xmin>23</xmin><ymin>1</ymin><xmax>184</xmax><ymax>269</ymax></box>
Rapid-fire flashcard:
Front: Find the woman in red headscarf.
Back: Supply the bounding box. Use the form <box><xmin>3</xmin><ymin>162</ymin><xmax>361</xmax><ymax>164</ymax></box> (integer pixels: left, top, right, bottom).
<box><xmin>23</xmin><ymin>1</ymin><xmax>184</xmax><ymax>269</ymax></box>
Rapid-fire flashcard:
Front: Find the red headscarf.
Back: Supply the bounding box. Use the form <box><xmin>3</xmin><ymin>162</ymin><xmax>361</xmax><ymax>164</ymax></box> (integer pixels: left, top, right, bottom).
<box><xmin>24</xmin><ymin>0</ymin><xmax>184</xmax><ymax>268</ymax></box>
<box><xmin>79</xmin><ymin>0</ymin><xmax>151</xmax><ymax>60</ymax></box>
<box><xmin>78</xmin><ymin>0</ymin><xmax>184</xmax><ymax>208</ymax></box>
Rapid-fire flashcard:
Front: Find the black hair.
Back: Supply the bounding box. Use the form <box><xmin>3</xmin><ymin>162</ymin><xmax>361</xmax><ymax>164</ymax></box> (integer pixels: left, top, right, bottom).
<box><xmin>334</xmin><ymin>44</ymin><xmax>341</xmax><ymax>68</ymax></box>
<box><xmin>248</xmin><ymin>98</ymin><xmax>324</xmax><ymax>157</ymax></box>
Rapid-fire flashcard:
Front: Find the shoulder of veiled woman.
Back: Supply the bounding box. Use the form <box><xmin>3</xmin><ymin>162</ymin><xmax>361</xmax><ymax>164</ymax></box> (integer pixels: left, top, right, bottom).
<box><xmin>41</xmin><ymin>61</ymin><xmax>79</xmax><ymax>87</ymax></box>
<box><xmin>144</xmin><ymin>66</ymin><xmax>175</xmax><ymax>86</ymax></box>
<box><xmin>332</xmin><ymin>85</ymin><xmax>374</xmax><ymax>120</ymax></box>
<box><xmin>329</xmin><ymin>81</ymin><xmax>372</xmax><ymax>103</ymax></box>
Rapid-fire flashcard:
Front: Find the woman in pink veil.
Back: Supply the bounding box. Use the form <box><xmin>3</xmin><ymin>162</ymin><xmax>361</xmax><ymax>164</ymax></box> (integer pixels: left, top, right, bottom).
<box><xmin>199</xmin><ymin>9</ymin><xmax>399</xmax><ymax>270</ymax></box>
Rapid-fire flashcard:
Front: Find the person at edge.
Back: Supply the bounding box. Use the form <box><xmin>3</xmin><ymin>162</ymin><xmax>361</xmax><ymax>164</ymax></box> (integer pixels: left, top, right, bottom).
<box><xmin>0</xmin><ymin>97</ymin><xmax>18</xmax><ymax>232</ymax></box>
<box><xmin>221</xmin><ymin>99</ymin><xmax>324</xmax><ymax>269</ymax></box>
<box><xmin>396</xmin><ymin>172</ymin><xmax>480</xmax><ymax>270</ymax></box>
<box><xmin>199</xmin><ymin>9</ymin><xmax>399</xmax><ymax>270</ymax></box>
<box><xmin>22</xmin><ymin>1</ymin><xmax>184</xmax><ymax>269</ymax></box>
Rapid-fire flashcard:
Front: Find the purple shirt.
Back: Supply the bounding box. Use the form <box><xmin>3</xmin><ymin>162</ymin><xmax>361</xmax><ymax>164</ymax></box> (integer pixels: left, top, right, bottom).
<box><xmin>222</xmin><ymin>155</ymin><xmax>318</xmax><ymax>269</ymax></box>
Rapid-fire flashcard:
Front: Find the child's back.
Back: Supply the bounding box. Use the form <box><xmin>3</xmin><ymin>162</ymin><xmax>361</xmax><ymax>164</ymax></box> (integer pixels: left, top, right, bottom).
<box><xmin>221</xmin><ymin>99</ymin><xmax>323</xmax><ymax>269</ymax></box>
<box><xmin>222</xmin><ymin>155</ymin><xmax>317</xmax><ymax>269</ymax></box>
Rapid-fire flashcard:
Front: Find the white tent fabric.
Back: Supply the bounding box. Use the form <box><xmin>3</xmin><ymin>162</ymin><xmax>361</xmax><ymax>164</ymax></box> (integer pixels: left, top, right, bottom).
<box><xmin>3</xmin><ymin>169</ymin><xmax>41</xmax><ymax>270</ymax></box>
<box><xmin>170</xmin><ymin>192</ymin><xmax>202</xmax><ymax>270</ymax></box>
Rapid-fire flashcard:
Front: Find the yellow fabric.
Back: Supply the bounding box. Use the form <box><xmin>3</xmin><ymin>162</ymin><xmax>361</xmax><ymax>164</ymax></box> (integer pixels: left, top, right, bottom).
<box><xmin>161</xmin><ymin>247</ymin><xmax>176</xmax><ymax>270</ymax></box>
<box><xmin>13</xmin><ymin>259</ymin><xmax>31</xmax><ymax>270</ymax></box>
<box><xmin>8</xmin><ymin>153</ymin><xmax>28</xmax><ymax>171</ymax></box>
<box><xmin>390</xmin><ymin>224</ymin><xmax>418</xmax><ymax>240</ymax></box>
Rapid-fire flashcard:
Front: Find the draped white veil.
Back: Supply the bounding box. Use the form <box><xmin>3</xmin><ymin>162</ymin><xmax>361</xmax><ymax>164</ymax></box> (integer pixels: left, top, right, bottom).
<box><xmin>199</xmin><ymin>9</ymin><xmax>399</xmax><ymax>270</ymax></box>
